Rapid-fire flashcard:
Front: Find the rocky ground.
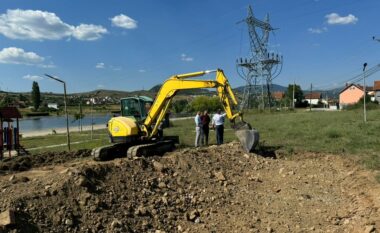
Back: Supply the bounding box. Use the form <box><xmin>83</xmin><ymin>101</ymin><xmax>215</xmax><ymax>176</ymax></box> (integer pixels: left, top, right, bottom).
<box><xmin>0</xmin><ymin>142</ymin><xmax>379</xmax><ymax>233</ymax></box>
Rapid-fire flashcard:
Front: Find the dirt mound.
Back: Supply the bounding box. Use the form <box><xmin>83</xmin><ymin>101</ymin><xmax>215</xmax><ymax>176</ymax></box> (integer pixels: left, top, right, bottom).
<box><xmin>0</xmin><ymin>143</ymin><xmax>379</xmax><ymax>232</ymax></box>
<box><xmin>0</xmin><ymin>149</ymin><xmax>91</xmax><ymax>173</ymax></box>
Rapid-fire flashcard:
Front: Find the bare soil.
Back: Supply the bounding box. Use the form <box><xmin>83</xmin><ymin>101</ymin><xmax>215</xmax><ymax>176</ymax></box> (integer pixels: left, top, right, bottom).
<box><xmin>0</xmin><ymin>142</ymin><xmax>379</xmax><ymax>233</ymax></box>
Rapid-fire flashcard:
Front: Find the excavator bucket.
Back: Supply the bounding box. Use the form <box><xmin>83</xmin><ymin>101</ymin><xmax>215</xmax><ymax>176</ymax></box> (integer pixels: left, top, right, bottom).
<box><xmin>234</xmin><ymin>122</ymin><xmax>259</xmax><ymax>152</ymax></box>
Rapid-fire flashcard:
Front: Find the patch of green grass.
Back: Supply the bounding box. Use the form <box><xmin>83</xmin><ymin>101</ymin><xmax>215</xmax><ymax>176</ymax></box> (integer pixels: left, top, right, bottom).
<box><xmin>20</xmin><ymin>129</ymin><xmax>111</xmax><ymax>154</ymax></box>
<box><xmin>17</xmin><ymin>108</ymin><xmax>380</xmax><ymax>181</ymax></box>
<box><xmin>242</xmin><ymin>108</ymin><xmax>380</xmax><ymax>177</ymax></box>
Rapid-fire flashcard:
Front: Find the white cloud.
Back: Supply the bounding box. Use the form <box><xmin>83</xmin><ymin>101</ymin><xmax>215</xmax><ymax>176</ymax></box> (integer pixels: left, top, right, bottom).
<box><xmin>308</xmin><ymin>27</ymin><xmax>328</xmax><ymax>34</ymax></box>
<box><xmin>95</xmin><ymin>62</ymin><xmax>105</xmax><ymax>69</ymax></box>
<box><xmin>22</xmin><ymin>74</ymin><xmax>43</xmax><ymax>81</ymax></box>
<box><xmin>73</xmin><ymin>24</ymin><xmax>108</xmax><ymax>41</ymax></box>
<box><xmin>97</xmin><ymin>84</ymin><xmax>105</xmax><ymax>88</ymax></box>
<box><xmin>325</xmin><ymin>13</ymin><xmax>358</xmax><ymax>25</ymax></box>
<box><xmin>180</xmin><ymin>53</ymin><xmax>193</xmax><ymax>62</ymax></box>
<box><xmin>0</xmin><ymin>47</ymin><xmax>45</xmax><ymax>66</ymax></box>
<box><xmin>138</xmin><ymin>69</ymin><xmax>146</xmax><ymax>73</ymax></box>
<box><xmin>0</xmin><ymin>9</ymin><xmax>107</xmax><ymax>41</ymax></box>
<box><xmin>110</xmin><ymin>14</ymin><xmax>137</xmax><ymax>29</ymax></box>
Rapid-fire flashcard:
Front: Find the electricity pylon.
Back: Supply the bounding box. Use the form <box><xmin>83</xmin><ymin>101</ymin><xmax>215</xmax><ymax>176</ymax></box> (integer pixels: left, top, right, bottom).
<box><xmin>236</xmin><ymin>5</ymin><xmax>283</xmax><ymax>110</ymax></box>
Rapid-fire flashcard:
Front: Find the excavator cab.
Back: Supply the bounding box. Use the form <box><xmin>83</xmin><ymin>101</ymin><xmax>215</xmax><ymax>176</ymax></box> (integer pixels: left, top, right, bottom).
<box><xmin>120</xmin><ymin>96</ymin><xmax>153</xmax><ymax>122</ymax></box>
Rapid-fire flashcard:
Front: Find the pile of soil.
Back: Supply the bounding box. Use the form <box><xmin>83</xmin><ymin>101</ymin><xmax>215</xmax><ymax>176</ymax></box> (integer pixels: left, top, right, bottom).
<box><xmin>0</xmin><ymin>143</ymin><xmax>379</xmax><ymax>232</ymax></box>
<box><xmin>0</xmin><ymin>149</ymin><xmax>91</xmax><ymax>173</ymax></box>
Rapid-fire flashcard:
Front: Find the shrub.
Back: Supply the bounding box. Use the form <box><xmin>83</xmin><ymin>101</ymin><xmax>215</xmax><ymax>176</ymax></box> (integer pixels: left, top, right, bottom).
<box><xmin>188</xmin><ymin>96</ymin><xmax>223</xmax><ymax>113</ymax></box>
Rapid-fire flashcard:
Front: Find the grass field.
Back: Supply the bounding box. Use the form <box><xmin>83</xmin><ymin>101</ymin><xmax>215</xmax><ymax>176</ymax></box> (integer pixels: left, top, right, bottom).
<box><xmin>18</xmin><ymin>108</ymin><xmax>380</xmax><ymax>180</ymax></box>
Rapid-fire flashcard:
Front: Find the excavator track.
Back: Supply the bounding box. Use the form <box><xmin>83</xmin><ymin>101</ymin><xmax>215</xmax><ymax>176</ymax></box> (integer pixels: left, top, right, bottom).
<box><xmin>92</xmin><ymin>143</ymin><xmax>131</xmax><ymax>161</ymax></box>
<box><xmin>93</xmin><ymin>136</ymin><xmax>179</xmax><ymax>161</ymax></box>
<box><xmin>127</xmin><ymin>140</ymin><xmax>175</xmax><ymax>159</ymax></box>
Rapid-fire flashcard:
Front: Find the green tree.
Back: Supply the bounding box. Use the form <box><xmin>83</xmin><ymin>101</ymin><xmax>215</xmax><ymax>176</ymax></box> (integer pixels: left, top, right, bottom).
<box><xmin>0</xmin><ymin>94</ymin><xmax>13</xmax><ymax>107</ymax></box>
<box><xmin>285</xmin><ymin>84</ymin><xmax>304</xmax><ymax>107</ymax></box>
<box><xmin>31</xmin><ymin>81</ymin><xmax>41</xmax><ymax>110</ymax></box>
<box><xmin>189</xmin><ymin>96</ymin><xmax>222</xmax><ymax>112</ymax></box>
<box><xmin>172</xmin><ymin>99</ymin><xmax>188</xmax><ymax>113</ymax></box>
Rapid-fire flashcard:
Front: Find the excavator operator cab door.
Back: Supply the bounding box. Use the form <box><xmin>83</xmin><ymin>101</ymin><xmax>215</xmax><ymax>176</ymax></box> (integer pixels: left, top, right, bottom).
<box><xmin>120</xmin><ymin>96</ymin><xmax>153</xmax><ymax>122</ymax></box>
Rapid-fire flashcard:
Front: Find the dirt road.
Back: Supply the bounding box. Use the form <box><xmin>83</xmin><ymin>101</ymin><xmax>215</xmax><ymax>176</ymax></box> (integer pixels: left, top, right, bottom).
<box><xmin>0</xmin><ymin>143</ymin><xmax>379</xmax><ymax>232</ymax></box>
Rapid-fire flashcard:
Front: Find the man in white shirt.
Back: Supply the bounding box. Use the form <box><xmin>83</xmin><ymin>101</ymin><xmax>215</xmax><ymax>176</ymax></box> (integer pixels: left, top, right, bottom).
<box><xmin>212</xmin><ymin>109</ymin><xmax>226</xmax><ymax>145</ymax></box>
<box><xmin>194</xmin><ymin>111</ymin><xmax>203</xmax><ymax>147</ymax></box>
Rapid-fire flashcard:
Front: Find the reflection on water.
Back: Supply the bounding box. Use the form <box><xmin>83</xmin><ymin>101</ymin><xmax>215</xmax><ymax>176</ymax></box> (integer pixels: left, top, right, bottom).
<box><xmin>19</xmin><ymin>114</ymin><xmax>111</xmax><ymax>132</ymax></box>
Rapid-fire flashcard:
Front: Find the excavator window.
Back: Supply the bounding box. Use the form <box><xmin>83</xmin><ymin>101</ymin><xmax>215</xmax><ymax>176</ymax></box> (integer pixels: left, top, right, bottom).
<box><xmin>120</xmin><ymin>97</ymin><xmax>153</xmax><ymax>121</ymax></box>
<box><xmin>121</xmin><ymin>98</ymin><xmax>142</xmax><ymax>119</ymax></box>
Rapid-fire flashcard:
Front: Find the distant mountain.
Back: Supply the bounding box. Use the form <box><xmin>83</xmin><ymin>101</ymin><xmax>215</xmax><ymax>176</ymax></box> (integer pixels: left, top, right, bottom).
<box><xmin>304</xmin><ymin>87</ymin><xmax>342</xmax><ymax>100</ymax></box>
<box><xmin>73</xmin><ymin>89</ymin><xmax>155</xmax><ymax>99</ymax></box>
<box><xmin>1</xmin><ymin>84</ymin><xmax>344</xmax><ymax>102</ymax></box>
<box><xmin>234</xmin><ymin>84</ymin><xmax>343</xmax><ymax>99</ymax></box>
<box><xmin>234</xmin><ymin>84</ymin><xmax>287</xmax><ymax>93</ymax></box>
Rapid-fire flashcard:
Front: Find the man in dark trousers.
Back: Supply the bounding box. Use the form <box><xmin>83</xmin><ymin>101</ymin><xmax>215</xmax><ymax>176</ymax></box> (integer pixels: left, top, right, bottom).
<box><xmin>200</xmin><ymin>110</ymin><xmax>211</xmax><ymax>146</ymax></box>
<box><xmin>212</xmin><ymin>109</ymin><xmax>226</xmax><ymax>145</ymax></box>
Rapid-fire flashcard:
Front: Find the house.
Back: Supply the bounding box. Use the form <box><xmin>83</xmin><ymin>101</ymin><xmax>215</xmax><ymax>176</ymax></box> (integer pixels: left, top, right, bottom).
<box><xmin>272</xmin><ymin>91</ymin><xmax>285</xmax><ymax>101</ymax></box>
<box><xmin>339</xmin><ymin>84</ymin><xmax>363</xmax><ymax>107</ymax></box>
<box><xmin>339</xmin><ymin>83</ymin><xmax>375</xmax><ymax>108</ymax></box>
<box><xmin>304</xmin><ymin>92</ymin><xmax>322</xmax><ymax>105</ymax></box>
<box><xmin>374</xmin><ymin>81</ymin><xmax>380</xmax><ymax>102</ymax></box>
<box><xmin>47</xmin><ymin>103</ymin><xmax>58</xmax><ymax>110</ymax></box>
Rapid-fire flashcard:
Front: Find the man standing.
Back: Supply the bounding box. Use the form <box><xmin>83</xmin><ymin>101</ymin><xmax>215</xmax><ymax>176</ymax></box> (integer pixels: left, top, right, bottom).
<box><xmin>212</xmin><ymin>109</ymin><xmax>226</xmax><ymax>145</ymax></box>
<box><xmin>194</xmin><ymin>111</ymin><xmax>203</xmax><ymax>147</ymax></box>
<box><xmin>201</xmin><ymin>110</ymin><xmax>211</xmax><ymax>146</ymax></box>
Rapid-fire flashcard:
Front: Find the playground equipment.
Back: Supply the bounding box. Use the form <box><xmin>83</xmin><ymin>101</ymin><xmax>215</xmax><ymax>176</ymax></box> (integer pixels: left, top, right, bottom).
<box><xmin>0</xmin><ymin>107</ymin><xmax>22</xmax><ymax>159</ymax></box>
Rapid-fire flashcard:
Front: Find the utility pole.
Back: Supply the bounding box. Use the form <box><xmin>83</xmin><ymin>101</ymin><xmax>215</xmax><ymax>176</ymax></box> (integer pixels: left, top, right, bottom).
<box><xmin>309</xmin><ymin>83</ymin><xmax>312</xmax><ymax>111</ymax></box>
<box><xmin>45</xmin><ymin>74</ymin><xmax>71</xmax><ymax>151</ymax></box>
<box><xmin>90</xmin><ymin>91</ymin><xmax>100</xmax><ymax>140</ymax></box>
<box><xmin>363</xmin><ymin>63</ymin><xmax>368</xmax><ymax>123</ymax></box>
<box><xmin>292</xmin><ymin>81</ymin><xmax>295</xmax><ymax>109</ymax></box>
<box><xmin>79</xmin><ymin>101</ymin><xmax>83</xmax><ymax>132</ymax></box>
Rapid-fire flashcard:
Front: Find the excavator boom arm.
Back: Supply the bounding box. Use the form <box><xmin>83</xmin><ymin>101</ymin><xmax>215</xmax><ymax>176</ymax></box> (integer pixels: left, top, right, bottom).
<box><xmin>143</xmin><ymin>69</ymin><xmax>241</xmax><ymax>138</ymax></box>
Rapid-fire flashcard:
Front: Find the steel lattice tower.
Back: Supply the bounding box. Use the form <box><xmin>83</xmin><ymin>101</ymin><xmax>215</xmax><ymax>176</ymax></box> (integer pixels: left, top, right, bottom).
<box><xmin>236</xmin><ymin>5</ymin><xmax>283</xmax><ymax>110</ymax></box>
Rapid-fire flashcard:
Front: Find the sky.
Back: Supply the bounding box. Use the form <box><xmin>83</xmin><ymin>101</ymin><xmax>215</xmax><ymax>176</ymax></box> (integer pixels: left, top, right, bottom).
<box><xmin>0</xmin><ymin>0</ymin><xmax>379</xmax><ymax>93</ymax></box>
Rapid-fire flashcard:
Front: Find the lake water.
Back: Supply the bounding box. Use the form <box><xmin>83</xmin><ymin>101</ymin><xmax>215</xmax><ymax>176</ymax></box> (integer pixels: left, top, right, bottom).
<box><xmin>17</xmin><ymin>114</ymin><xmax>112</xmax><ymax>132</ymax></box>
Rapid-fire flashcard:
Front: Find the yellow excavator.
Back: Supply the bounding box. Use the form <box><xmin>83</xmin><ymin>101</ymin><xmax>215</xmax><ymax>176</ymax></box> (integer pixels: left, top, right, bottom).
<box><xmin>92</xmin><ymin>69</ymin><xmax>259</xmax><ymax>161</ymax></box>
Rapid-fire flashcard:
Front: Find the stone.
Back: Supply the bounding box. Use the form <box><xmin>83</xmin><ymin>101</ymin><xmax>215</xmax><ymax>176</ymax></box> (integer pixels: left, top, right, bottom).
<box><xmin>110</xmin><ymin>218</ymin><xmax>122</xmax><ymax>228</ymax></box>
<box><xmin>279</xmin><ymin>168</ymin><xmax>284</xmax><ymax>174</ymax></box>
<box><xmin>243</xmin><ymin>154</ymin><xmax>250</xmax><ymax>159</ymax></box>
<box><xmin>187</xmin><ymin>210</ymin><xmax>200</xmax><ymax>221</ymax></box>
<box><xmin>153</xmin><ymin>161</ymin><xmax>165</xmax><ymax>173</ymax></box>
<box><xmin>214</xmin><ymin>171</ymin><xmax>226</xmax><ymax>181</ymax></box>
<box><xmin>75</xmin><ymin>176</ymin><xmax>89</xmax><ymax>187</ymax></box>
<box><xmin>8</xmin><ymin>175</ymin><xmax>15</xmax><ymax>182</ymax></box>
<box><xmin>135</xmin><ymin>206</ymin><xmax>149</xmax><ymax>216</ymax></box>
<box><xmin>64</xmin><ymin>218</ymin><xmax>74</xmax><ymax>226</ymax></box>
<box><xmin>364</xmin><ymin>225</ymin><xmax>375</xmax><ymax>233</ymax></box>
<box><xmin>0</xmin><ymin>209</ymin><xmax>15</xmax><ymax>226</ymax></box>
<box><xmin>161</xmin><ymin>196</ymin><xmax>168</xmax><ymax>205</ymax></box>
<box><xmin>158</xmin><ymin>182</ymin><xmax>167</xmax><ymax>189</ymax></box>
